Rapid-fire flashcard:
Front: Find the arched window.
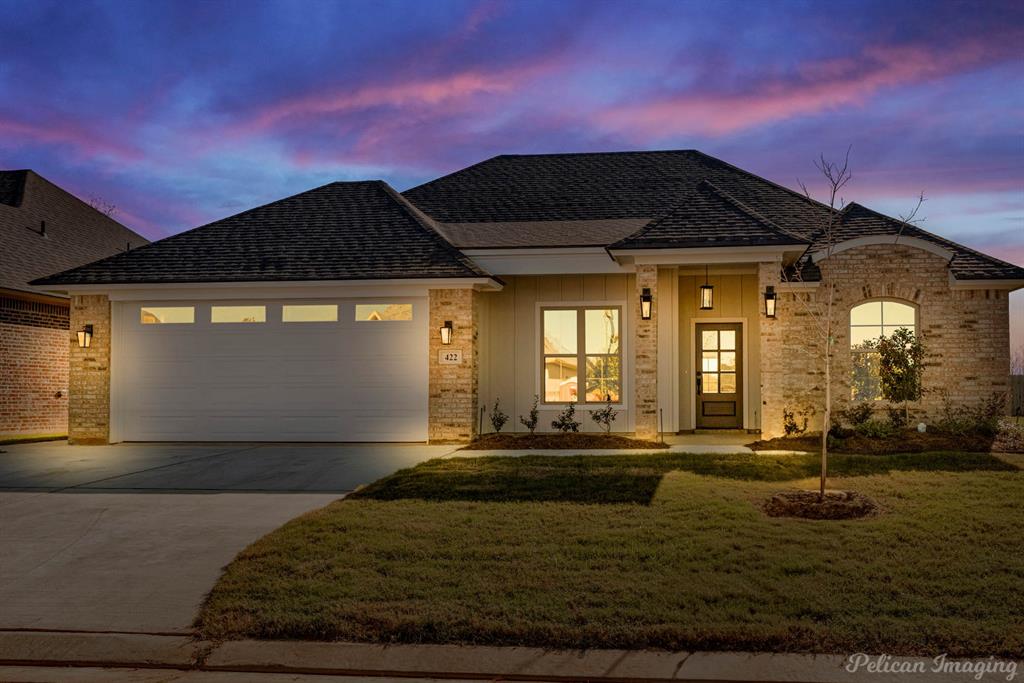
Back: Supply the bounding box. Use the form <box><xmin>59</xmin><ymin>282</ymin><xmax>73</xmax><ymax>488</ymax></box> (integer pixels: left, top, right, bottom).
<box><xmin>849</xmin><ymin>300</ymin><xmax>916</xmax><ymax>401</ymax></box>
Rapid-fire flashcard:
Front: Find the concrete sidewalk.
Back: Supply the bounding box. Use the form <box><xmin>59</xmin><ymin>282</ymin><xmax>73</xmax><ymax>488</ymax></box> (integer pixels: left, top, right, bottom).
<box><xmin>0</xmin><ymin>631</ymin><xmax>1017</xmax><ymax>682</ymax></box>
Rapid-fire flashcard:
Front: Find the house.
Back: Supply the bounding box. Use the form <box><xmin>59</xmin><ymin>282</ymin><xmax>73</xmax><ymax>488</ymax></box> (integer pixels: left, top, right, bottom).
<box><xmin>1</xmin><ymin>170</ymin><xmax>148</xmax><ymax>438</ymax></box>
<box><xmin>30</xmin><ymin>151</ymin><xmax>1023</xmax><ymax>444</ymax></box>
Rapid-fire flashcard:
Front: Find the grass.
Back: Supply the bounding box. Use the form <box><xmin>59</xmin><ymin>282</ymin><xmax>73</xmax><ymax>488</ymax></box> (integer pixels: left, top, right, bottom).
<box><xmin>197</xmin><ymin>452</ymin><xmax>1023</xmax><ymax>656</ymax></box>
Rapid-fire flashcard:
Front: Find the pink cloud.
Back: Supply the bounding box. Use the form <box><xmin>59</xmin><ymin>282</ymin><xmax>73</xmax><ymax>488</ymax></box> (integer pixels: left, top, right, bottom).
<box><xmin>596</xmin><ymin>37</ymin><xmax>1021</xmax><ymax>138</ymax></box>
<box><xmin>0</xmin><ymin>115</ymin><xmax>143</xmax><ymax>162</ymax></box>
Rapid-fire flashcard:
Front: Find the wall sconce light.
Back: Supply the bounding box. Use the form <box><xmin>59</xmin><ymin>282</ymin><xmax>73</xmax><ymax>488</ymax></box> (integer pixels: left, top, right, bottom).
<box><xmin>77</xmin><ymin>324</ymin><xmax>93</xmax><ymax>348</ymax></box>
<box><xmin>764</xmin><ymin>286</ymin><xmax>777</xmax><ymax>318</ymax></box>
<box><xmin>639</xmin><ymin>287</ymin><xmax>653</xmax><ymax>320</ymax></box>
<box><xmin>699</xmin><ymin>264</ymin><xmax>714</xmax><ymax>310</ymax></box>
<box><xmin>439</xmin><ymin>320</ymin><xmax>453</xmax><ymax>345</ymax></box>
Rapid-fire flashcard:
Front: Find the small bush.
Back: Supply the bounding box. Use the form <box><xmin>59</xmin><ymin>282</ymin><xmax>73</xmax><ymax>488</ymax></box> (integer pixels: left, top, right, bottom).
<box><xmin>837</xmin><ymin>402</ymin><xmax>874</xmax><ymax>427</ymax></box>
<box><xmin>519</xmin><ymin>395</ymin><xmax>539</xmax><ymax>435</ymax></box>
<box><xmin>552</xmin><ymin>401</ymin><xmax>581</xmax><ymax>433</ymax></box>
<box><xmin>937</xmin><ymin>392</ymin><xmax>1007</xmax><ymax>437</ymax></box>
<box><xmin>856</xmin><ymin>419</ymin><xmax>896</xmax><ymax>439</ymax></box>
<box><xmin>589</xmin><ymin>401</ymin><xmax>618</xmax><ymax>434</ymax></box>
<box><xmin>782</xmin><ymin>407</ymin><xmax>811</xmax><ymax>436</ymax></box>
<box><xmin>489</xmin><ymin>398</ymin><xmax>509</xmax><ymax>434</ymax></box>
<box><xmin>887</xmin><ymin>405</ymin><xmax>908</xmax><ymax>429</ymax></box>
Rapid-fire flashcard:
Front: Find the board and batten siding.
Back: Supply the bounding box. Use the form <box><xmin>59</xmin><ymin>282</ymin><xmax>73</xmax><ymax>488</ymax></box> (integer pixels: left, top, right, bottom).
<box><xmin>678</xmin><ymin>270</ymin><xmax>762</xmax><ymax>431</ymax></box>
<box><xmin>478</xmin><ymin>274</ymin><xmax>636</xmax><ymax>434</ymax></box>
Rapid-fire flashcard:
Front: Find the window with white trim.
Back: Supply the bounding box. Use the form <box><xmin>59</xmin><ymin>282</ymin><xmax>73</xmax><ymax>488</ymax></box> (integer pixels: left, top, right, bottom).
<box><xmin>850</xmin><ymin>300</ymin><xmax>916</xmax><ymax>401</ymax></box>
<box><xmin>541</xmin><ymin>306</ymin><xmax>621</xmax><ymax>403</ymax></box>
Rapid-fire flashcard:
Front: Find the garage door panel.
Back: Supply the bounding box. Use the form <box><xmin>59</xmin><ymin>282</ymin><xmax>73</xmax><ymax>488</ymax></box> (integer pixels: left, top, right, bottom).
<box><xmin>115</xmin><ymin>299</ymin><xmax>428</xmax><ymax>442</ymax></box>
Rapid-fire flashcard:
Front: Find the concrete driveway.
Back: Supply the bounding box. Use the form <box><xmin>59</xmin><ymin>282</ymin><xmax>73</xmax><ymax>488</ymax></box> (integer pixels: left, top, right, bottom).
<box><xmin>0</xmin><ymin>441</ymin><xmax>452</xmax><ymax>634</ymax></box>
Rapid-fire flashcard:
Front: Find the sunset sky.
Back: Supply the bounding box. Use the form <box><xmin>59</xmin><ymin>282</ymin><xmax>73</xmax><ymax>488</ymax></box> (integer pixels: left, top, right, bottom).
<box><xmin>1</xmin><ymin>0</ymin><xmax>1022</xmax><ymax>347</ymax></box>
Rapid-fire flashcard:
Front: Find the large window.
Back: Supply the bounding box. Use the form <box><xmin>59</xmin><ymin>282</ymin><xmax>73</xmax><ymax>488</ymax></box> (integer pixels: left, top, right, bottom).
<box><xmin>850</xmin><ymin>300</ymin><xmax>916</xmax><ymax>400</ymax></box>
<box><xmin>542</xmin><ymin>307</ymin><xmax>621</xmax><ymax>403</ymax></box>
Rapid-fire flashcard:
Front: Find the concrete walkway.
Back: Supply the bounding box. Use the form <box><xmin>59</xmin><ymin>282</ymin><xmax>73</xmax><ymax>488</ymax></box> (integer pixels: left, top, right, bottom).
<box><xmin>0</xmin><ymin>632</ymin><xmax>1017</xmax><ymax>682</ymax></box>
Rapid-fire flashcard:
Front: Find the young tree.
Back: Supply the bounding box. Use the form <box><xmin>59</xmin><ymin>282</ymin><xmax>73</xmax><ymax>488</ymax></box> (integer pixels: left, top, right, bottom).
<box><xmin>785</xmin><ymin>149</ymin><xmax>924</xmax><ymax>498</ymax></box>
<box><xmin>873</xmin><ymin>328</ymin><xmax>925</xmax><ymax>424</ymax></box>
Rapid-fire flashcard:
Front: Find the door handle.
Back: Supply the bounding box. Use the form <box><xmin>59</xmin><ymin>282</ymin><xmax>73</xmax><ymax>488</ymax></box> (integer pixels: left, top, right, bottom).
<box><xmin>696</xmin><ymin>371</ymin><xmax>703</xmax><ymax>396</ymax></box>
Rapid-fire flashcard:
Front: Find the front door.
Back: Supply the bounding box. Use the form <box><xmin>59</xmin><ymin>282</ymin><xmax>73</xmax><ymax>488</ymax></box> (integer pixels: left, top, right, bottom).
<box><xmin>696</xmin><ymin>323</ymin><xmax>743</xmax><ymax>429</ymax></box>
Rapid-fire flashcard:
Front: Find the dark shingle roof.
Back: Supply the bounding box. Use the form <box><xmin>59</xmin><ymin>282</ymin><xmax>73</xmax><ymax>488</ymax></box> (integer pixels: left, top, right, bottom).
<box><xmin>405</xmin><ymin>150</ymin><xmax>1020</xmax><ymax>281</ymax></box>
<box><xmin>0</xmin><ymin>170</ymin><xmax>28</xmax><ymax>207</ymax></box>
<box><xmin>33</xmin><ymin>181</ymin><xmax>490</xmax><ymax>286</ymax></box>
<box><xmin>788</xmin><ymin>203</ymin><xmax>1024</xmax><ymax>281</ymax></box>
<box><xmin>610</xmin><ymin>181</ymin><xmax>809</xmax><ymax>250</ymax></box>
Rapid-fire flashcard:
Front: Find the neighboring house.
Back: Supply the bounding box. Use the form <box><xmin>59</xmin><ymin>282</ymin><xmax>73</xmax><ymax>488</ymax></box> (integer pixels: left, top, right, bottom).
<box><xmin>1</xmin><ymin>170</ymin><xmax>148</xmax><ymax>437</ymax></box>
<box><xmin>31</xmin><ymin>151</ymin><xmax>1023</xmax><ymax>444</ymax></box>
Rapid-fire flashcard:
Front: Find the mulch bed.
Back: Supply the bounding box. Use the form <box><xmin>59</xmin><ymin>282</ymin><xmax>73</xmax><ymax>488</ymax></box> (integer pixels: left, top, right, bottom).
<box><xmin>763</xmin><ymin>489</ymin><xmax>879</xmax><ymax>520</ymax></box>
<box><xmin>463</xmin><ymin>432</ymin><xmax>670</xmax><ymax>450</ymax></box>
<box><xmin>748</xmin><ymin>429</ymin><xmax>1021</xmax><ymax>454</ymax></box>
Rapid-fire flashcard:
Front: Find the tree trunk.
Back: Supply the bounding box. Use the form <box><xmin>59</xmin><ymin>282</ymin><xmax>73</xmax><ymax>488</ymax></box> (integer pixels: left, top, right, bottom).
<box><xmin>821</xmin><ymin>358</ymin><xmax>830</xmax><ymax>499</ymax></box>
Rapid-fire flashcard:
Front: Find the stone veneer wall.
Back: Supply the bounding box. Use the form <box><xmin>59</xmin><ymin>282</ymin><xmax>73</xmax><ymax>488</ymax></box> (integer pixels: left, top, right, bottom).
<box><xmin>68</xmin><ymin>294</ymin><xmax>111</xmax><ymax>444</ymax></box>
<box><xmin>428</xmin><ymin>288</ymin><xmax>480</xmax><ymax>442</ymax></box>
<box><xmin>760</xmin><ymin>244</ymin><xmax>1010</xmax><ymax>438</ymax></box>
<box><xmin>633</xmin><ymin>264</ymin><xmax>659</xmax><ymax>439</ymax></box>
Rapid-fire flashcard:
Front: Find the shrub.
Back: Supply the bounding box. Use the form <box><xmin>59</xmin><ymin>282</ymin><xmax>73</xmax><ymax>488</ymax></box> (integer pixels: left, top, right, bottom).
<box><xmin>489</xmin><ymin>398</ymin><xmax>509</xmax><ymax>434</ymax></box>
<box><xmin>886</xmin><ymin>405</ymin><xmax>908</xmax><ymax>429</ymax></box>
<box><xmin>856</xmin><ymin>419</ymin><xmax>896</xmax><ymax>439</ymax></box>
<box><xmin>782</xmin><ymin>409</ymin><xmax>806</xmax><ymax>436</ymax></box>
<box><xmin>519</xmin><ymin>395</ymin><xmax>539</xmax><ymax>435</ymax></box>
<box><xmin>938</xmin><ymin>392</ymin><xmax>1007</xmax><ymax>437</ymax></box>
<box><xmin>552</xmin><ymin>401</ymin><xmax>581</xmax><ymax>432</ymax></box>
<box><xmin>837</xmin><ymin>402</ymin><xmax>874</xmax><ymax>427</ymax></box>
<box><xmin>589</xmin><ymin>401</ymin><xmax>618</xmax><ymax>434</ymax></box>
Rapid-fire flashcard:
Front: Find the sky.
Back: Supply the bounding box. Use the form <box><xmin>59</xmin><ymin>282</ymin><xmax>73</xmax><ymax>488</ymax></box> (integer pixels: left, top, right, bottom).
<box><xmin>1</xmin><ymin>0</ymin><xmax>1022</xmax><ymax>348</ymax></box>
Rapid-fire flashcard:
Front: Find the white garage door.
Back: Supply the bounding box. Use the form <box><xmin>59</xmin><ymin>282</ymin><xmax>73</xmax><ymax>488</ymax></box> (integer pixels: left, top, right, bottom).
<box><xmin>113</xmin><ymin>299</ymin><xmax>428</xmax><ymax>442</ymax></box>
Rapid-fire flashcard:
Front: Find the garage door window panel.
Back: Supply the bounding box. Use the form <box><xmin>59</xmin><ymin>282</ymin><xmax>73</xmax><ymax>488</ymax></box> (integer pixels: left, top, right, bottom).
<box><xmin>141</xmin><ymin>307</ymin><xmax>194</xmax><ymax>324</ymax></box>
<box><xmin>282</xmin><ymin>304</ymin><xmax>338</xmax><ymax>322</ymax></box>
<box><xmin>355</xmin><ymin>303</ymin><xmax>413</xmax><ymax>321</ymax></box>
<box><xmin>211</xmin><ymin>306</ymin><xmax>266</xmax><ymax>323</ymax></box>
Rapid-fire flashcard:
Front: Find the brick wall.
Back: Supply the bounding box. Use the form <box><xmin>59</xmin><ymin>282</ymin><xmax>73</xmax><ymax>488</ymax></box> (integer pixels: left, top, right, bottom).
<box><xmin>68</xmin><ymin>294</ymin><xmax>111</xmax><ymax>444</ymax></box>
<box><xmin>428</xmin><ymin>288</ymin><xmax>479</xmax><ymax>442</ymax></box>
<box><xmin>633</xmin><ymin>265</ymin><xmax>658</xmax><ymax>439</ymax></box>
<box><xmin>760</xmin><ymin>245</ymin><xmax>1011</xmax><ymax>437</ymax></box>
<box><xmin>0</xmin><ymin>306</ymin><xmax>69</xmax><ymax>435</ymax></box>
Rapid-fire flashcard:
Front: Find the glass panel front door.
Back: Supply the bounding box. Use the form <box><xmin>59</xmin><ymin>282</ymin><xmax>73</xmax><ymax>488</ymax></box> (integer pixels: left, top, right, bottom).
<box><xmin>695</xmin><ymin>323</ymin><xmax>743</xmax><ymax>428</ymax></box>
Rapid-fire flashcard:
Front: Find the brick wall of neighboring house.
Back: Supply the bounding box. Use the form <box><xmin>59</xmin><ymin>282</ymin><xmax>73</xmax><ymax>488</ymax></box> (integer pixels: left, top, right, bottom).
<box><xmin>633</xmin><ymin>264</ymin><xmax>659</xmax><ymax>439</ymax></box>
<box><xmin>0</xmin><ymin>296</ymin><xmax>70</xmax><ymax>436</ymax></box>
<box><xmin>428</xmin><ymin>288</ymin><xmax>480</xmax><ymax>442</ymax></box>
<box><xmin>760</xmin><ymin>244</ymin><xmax>1011</xmax><ymax>438</ymax></box>
<box><xmin>68</xmin><ymin>294</ymin><xmax>111</xmax><ymax>444</ymax></box>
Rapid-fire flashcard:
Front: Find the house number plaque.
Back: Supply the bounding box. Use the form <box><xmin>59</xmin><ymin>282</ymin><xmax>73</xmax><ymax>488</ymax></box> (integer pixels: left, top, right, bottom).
<box><xmin>438</xmin><ymin>349</ymin><xmax>463</xmax><ymax>365</ymax></box>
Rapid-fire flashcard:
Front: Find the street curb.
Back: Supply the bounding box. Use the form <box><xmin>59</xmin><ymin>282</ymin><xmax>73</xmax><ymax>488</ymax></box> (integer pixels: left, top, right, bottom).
<box><xmin>0</xmin><ymin>632</ymin><xmax>1019</xmax><ymax>682</ymax></box>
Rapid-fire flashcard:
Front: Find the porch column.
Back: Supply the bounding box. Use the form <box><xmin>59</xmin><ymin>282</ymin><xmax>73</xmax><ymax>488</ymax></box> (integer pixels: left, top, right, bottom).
<box><xmin>633</xmin><ymin>265</ymin><xmax>659</xmax><ymax>439</ymax></box>
<box><xmin>69</xmin><ymin>294</ymin><xmax>111</xmax><ymax>444</ymax></box>
<box><xmin>757</xmin><ymin>261</ymin><xmax>783</xmax><ymax>438</ymax></box>
<box><xmin>428</xmin><ymin>288</ymin><xmax>480</xmax><ymax>443</ymax></box>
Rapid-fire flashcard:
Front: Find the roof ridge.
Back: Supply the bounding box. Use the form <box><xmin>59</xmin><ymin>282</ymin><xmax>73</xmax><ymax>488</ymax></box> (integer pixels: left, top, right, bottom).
<box><xmin>702</xmin><ymin>181</ymin><xmax>810</xmax><ymax>244</ymax></box>
<box><xmin>493</xmin><ymin>149</ymin><xmax>700</xmax><ymax>159</ymax></box>
<box><xmin>687</xmin><ymin>149</ymin><xmax>837</xmax><ymax>216</ymax></box>
<box><xmin>377</xmin><ymin>182</ymin><xmax>494</xmax><ymax>279</ymax></box>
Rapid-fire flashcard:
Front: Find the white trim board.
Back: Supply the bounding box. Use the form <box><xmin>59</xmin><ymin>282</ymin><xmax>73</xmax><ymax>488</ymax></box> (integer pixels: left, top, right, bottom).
<box><xmin>462</xmin><ymin>248</ymin><xmax>630</xmax><ymax>275</ymax></box>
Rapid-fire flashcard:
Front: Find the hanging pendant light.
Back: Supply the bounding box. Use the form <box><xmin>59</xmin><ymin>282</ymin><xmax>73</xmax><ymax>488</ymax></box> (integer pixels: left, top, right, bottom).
<box><xmin>700</xmin><ymin>264</ymin><xmax>714</xmax><ymax>310</ymax></box>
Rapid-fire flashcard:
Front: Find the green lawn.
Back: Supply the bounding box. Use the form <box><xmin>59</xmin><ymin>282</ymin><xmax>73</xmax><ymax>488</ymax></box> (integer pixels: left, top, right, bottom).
<box><xmin>197</xmin><ymin>452</ymin><xmax>1024</xmax><ymax>656</ymax></box>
